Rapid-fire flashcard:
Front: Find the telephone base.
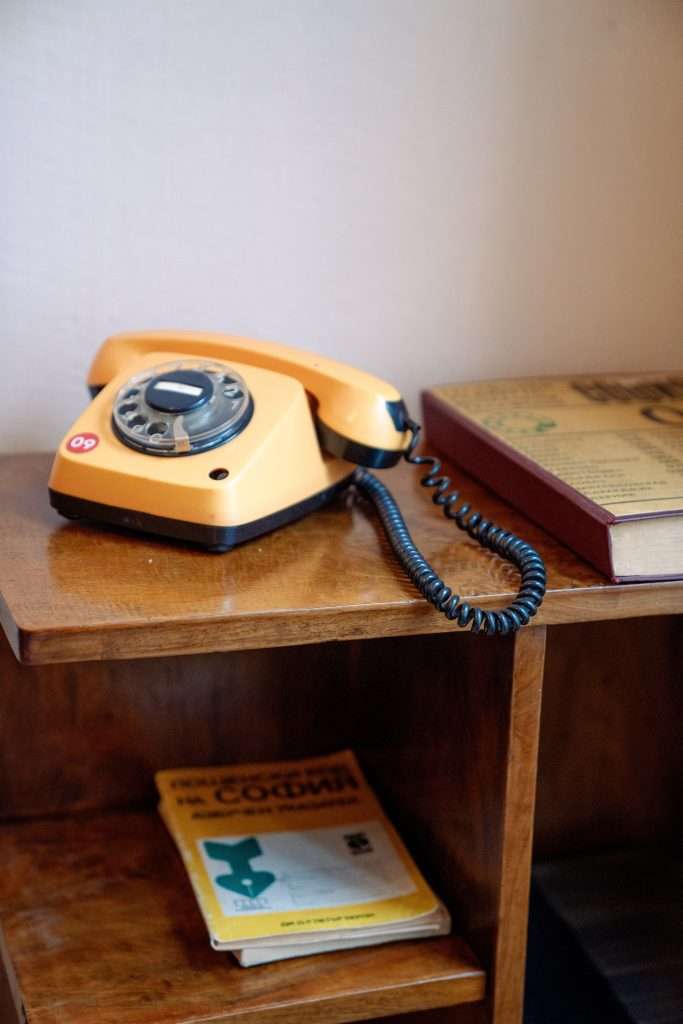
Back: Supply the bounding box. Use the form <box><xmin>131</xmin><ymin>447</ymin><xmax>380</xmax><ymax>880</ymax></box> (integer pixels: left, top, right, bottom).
<box><xmin>49</xmin><ymin>475</ymin><xmax>353</xmax><ymax>552</ymax></box>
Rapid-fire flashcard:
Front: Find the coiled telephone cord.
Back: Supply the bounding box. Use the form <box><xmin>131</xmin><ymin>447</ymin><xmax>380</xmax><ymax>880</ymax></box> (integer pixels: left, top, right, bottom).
<box><xmin>352</xmin><ymin>419</ymin><xmax>546</xmax><ymax>635</ymax></box>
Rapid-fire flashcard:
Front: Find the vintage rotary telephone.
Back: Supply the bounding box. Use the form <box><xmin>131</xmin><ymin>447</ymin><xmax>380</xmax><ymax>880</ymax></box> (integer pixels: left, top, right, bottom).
<box><xmin>49</xmin><ymin>331</ymin><xmax>545</xmax><ymax>633</ymax></box>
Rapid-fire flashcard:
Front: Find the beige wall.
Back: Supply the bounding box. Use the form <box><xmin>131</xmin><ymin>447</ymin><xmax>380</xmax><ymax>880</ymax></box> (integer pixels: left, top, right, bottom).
<box><xmin>2</xmin><ymin>0</ymin><xmax>682</xmax><ymax>452</ymax></box>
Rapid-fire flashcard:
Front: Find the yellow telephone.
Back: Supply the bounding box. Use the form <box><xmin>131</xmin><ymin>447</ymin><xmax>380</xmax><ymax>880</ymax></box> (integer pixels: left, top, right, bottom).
<box><xmin>49</xmin><ymin>331</ymin><xmax>545</xmax><ymax>633</ymax></box>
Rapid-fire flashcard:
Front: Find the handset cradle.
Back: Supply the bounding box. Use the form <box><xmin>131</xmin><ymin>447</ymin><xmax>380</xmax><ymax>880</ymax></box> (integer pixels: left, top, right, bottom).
<box><xmin>50</xmin><ymin>331</ymin><xmax>546</xmax><ymax>633</ymax></box>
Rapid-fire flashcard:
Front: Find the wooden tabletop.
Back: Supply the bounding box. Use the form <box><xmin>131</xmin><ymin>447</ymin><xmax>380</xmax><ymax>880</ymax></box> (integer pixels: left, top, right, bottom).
<box><xmin>0</xmin><ymin>453</ymin><xmax>680</xmax><ymax>665</ymax></box>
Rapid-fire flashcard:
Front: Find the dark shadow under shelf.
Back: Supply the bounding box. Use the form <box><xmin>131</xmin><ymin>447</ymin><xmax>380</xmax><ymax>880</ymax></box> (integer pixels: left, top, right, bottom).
<box><xmin>526</xmin><ymin>848</ymin><xmax>683</xmax><ymax>1024</ymax></box>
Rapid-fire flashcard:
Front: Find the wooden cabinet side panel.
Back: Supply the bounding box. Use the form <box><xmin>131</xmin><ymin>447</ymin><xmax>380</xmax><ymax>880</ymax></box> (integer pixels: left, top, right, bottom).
<box><xmin>0</xmin><ymin>632</ymin><xmax>361</xmax><ymax>820</ymax></box>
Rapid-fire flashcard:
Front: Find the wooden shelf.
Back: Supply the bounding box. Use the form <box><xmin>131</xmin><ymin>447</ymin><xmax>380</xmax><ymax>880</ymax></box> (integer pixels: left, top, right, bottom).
<box><xmin>1</xmin><ymin>453</ymin><xmax>677</xmax><ymax>1024</ymax></box>
<box><xmin>0</xmin><ymin>811</ymin><xmax>486</xmax><ymax>1024</ymax></box>
<box><xmin>1</xmin><ymin>454</ymin><xmax>681</xmax><ymax>664</ymax></box>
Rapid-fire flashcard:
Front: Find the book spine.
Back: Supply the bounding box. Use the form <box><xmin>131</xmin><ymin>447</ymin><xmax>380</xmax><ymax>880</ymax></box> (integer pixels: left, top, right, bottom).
<box><xmin>421</xmin><ymin>391</ymin><xmax>616</xmax><ymax>580</ymax></box>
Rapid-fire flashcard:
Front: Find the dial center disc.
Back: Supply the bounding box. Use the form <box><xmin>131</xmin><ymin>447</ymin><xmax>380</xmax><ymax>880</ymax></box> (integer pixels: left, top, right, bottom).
<box><xmin>145</xmin><ymin>369</ymin><xmax>213</xmax><ymax>413</ymax></box>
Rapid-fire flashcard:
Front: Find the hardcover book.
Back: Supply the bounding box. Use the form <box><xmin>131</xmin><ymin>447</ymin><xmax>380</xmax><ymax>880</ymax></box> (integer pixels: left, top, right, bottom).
<box><xmin>156</xmin><ymin>750</ymin><xmax>450</xmax><ymax>966</ymax></box>
<box><xmin>422</xmin><ymin>373</ymin><xmax>683</xmax><ymax>582</ymax></box>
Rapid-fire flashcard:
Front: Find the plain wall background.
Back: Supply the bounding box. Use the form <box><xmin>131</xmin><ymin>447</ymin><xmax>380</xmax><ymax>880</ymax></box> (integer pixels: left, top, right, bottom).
<box><xmin>2</xmin><ymin>0</ymin><xmax>682</xmax><ymax>453</ymax></box>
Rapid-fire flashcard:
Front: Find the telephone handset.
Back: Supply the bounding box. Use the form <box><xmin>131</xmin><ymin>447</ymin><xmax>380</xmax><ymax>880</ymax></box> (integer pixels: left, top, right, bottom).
<box><xmin>49</xmin><ymin>331</ymin><xmax>545</xmax><ymax>634</ymax></box>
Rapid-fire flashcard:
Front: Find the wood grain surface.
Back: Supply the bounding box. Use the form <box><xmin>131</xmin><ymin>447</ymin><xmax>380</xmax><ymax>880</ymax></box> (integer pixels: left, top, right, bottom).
<box><xmin>0</xmin><ymin>624</ymin><xmax>548</xmax><ymax>1023</ymax></box>
<box><xmin>339</xmin><ymin>627</ymin><xmax>546</xmax><ymax>1024</ymax></box>
<box><xmin>490</xmin><ymin>627</ymin><xmax>546</xmax><ymax>1024</ymax></box>
<box><xmin>1</xmin><ymin>449</ymin><xmax>675</xmax><ymax>1024</ymax></box>
<box><xmin>0</xmin><ymin>454</ymin><xmax>681</xmax><ymax>664</ymax></box>
<box><xmin>534</xmin><ymin>614</ymin><xmax>683</xmax><ymax>859</ymax></box>
<box><xmin>0</xmin><ymin>633</ymin><xmax>366</xmax><ymax>820</ymax></box>
<box><xmin>0</xmin><ymin>811</ymin><xmax>485</xmax><ymax>1024</ymax></box>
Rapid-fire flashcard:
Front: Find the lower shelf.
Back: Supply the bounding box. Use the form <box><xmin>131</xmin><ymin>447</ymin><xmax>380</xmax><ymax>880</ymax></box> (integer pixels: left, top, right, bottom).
<box><xmin>0</xmin><ymin>811</ymin><xmax>485</xmax><ymax>1024</ymax></box>
<box><xmin>530</xmin><ymin>848</ymin><xmax>683</xmax><ymax>1024</ymax></box>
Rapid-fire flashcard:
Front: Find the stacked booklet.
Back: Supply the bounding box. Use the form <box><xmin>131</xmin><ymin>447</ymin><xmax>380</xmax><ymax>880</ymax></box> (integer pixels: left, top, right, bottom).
<box><xmin>156</xmin><ymin>750</ymin><xmax>450</xmax><ymax>966</ymax></box>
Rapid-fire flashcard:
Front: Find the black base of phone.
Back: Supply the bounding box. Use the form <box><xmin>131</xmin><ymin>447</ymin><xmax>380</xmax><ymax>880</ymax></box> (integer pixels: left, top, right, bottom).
<box><xmin>49</xmin><ymin>476</ymin><xmax>353</xmax><ymax>552</ymax></box>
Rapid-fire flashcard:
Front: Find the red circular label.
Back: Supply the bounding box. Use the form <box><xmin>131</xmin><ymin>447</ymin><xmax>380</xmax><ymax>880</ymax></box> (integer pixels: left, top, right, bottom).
<box><xmin>66</xmin><ymin>432</ymin><xmax>100</xmax><ymax>454</ymax></box>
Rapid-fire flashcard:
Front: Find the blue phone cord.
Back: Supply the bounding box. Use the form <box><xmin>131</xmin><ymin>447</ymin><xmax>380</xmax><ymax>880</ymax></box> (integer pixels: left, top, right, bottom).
<box><xmin>352</xmin><ymin>419</ymin><xmax>546</xmax><ymax>635</ymax></box>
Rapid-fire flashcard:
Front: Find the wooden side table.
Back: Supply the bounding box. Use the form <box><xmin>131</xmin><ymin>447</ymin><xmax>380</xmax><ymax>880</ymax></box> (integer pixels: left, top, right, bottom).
<box><xmin>0</xmin><ymin>453</ymin><xmax>680</xmax><ymax>1024</ymax></box>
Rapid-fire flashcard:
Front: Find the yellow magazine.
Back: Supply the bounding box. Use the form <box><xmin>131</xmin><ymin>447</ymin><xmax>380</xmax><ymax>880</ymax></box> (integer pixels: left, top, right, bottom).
<box><xmin>156</xmin><ymin>750</ymin><xmax>448</xmax><ymax>956</ymax></box>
